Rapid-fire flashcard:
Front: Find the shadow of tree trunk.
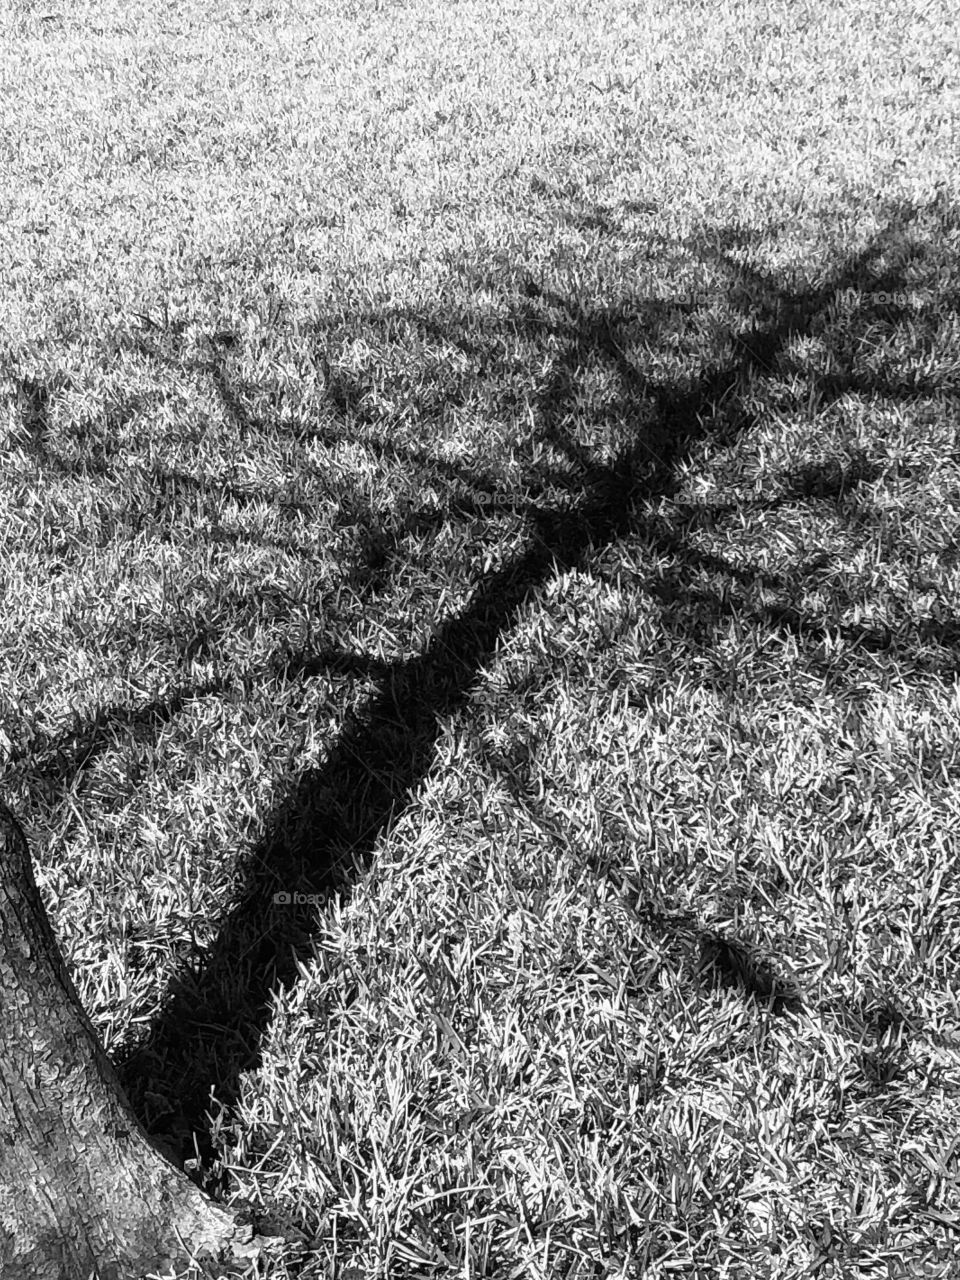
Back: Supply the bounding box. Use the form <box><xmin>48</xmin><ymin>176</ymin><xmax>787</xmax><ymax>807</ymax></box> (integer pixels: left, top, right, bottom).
<box><xmin>86</xmin><ymin>193</ymin><xmax>958</xmax><ymax>1165</ymax></box>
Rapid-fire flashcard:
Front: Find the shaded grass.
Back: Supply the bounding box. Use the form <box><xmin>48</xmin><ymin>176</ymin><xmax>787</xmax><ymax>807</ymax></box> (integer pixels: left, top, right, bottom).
<box><xmin>2</xmin><ymin>0</ymin><xmax>960</xmax><ymax>1276</ymax></box>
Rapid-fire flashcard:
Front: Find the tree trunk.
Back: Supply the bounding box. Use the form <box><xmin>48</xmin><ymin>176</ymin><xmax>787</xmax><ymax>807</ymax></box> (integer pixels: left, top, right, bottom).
<box><xmin>0</xmin><ymin>801</ymin><xmax>257</xmax><ymax>1280</ymax></box>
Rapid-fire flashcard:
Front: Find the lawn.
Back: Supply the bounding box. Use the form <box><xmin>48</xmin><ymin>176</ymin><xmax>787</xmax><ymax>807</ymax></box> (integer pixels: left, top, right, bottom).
<box><xmin>2</xmin><ymin>0</ymin><xmax>960</xmax><ymax>1275</ymax></box>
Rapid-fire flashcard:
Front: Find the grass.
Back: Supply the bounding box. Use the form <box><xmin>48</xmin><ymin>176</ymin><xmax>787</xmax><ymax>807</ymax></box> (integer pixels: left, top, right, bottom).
<box><xmin>2</xmin><ymin>0</ymin><xmax>960</xmax><ymax>1275</ymax></box>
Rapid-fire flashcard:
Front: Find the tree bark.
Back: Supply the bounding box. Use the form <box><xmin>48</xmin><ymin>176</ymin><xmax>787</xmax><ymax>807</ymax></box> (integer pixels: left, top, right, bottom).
<box><xmin>0</xmin><ymin>800</ymin><xmax>257</xmax><ymax>1280</ymax></box>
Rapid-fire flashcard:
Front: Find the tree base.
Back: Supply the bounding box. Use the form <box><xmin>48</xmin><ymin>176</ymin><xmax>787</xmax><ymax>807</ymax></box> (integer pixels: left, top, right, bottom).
<box><xmin>0</xmin><ymin>801</ymin><xmax>266</xmax><ymax>1279</ymax></box>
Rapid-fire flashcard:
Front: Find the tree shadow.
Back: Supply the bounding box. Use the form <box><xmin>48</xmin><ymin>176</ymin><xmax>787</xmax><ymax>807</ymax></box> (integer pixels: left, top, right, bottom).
<box><xmin>6</xmin><ymin>193</ymin><xmax>955</xmax><ymax>1172</ymax></box>
<box><xmin>103</xmin><ymin>191</ymin><xmax>960</xmax><ymax>1166</ymax></box>
<box><xmin>13</xmin><ymin>374</ymin><xmax>141</xmax><ymax>477</ymax></box>
<box><xmin>3</xmin><ymin>681</ymin><xmax>228</xmax><ymax>800</ymax></box>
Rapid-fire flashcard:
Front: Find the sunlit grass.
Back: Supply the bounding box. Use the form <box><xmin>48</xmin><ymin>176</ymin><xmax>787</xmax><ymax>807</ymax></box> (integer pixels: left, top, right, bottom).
<box><xmin>2</xmin><ymin>0</ymin><xmax>960</xmax><ymax>1276</ymax></box>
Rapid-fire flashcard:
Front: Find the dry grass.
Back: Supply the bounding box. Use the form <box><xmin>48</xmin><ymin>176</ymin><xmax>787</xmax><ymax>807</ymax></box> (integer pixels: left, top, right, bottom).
<box><xmin>2</xmin><ymin>0</ymin><xmax>960</xmax><ymax>1276</ymax></box>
